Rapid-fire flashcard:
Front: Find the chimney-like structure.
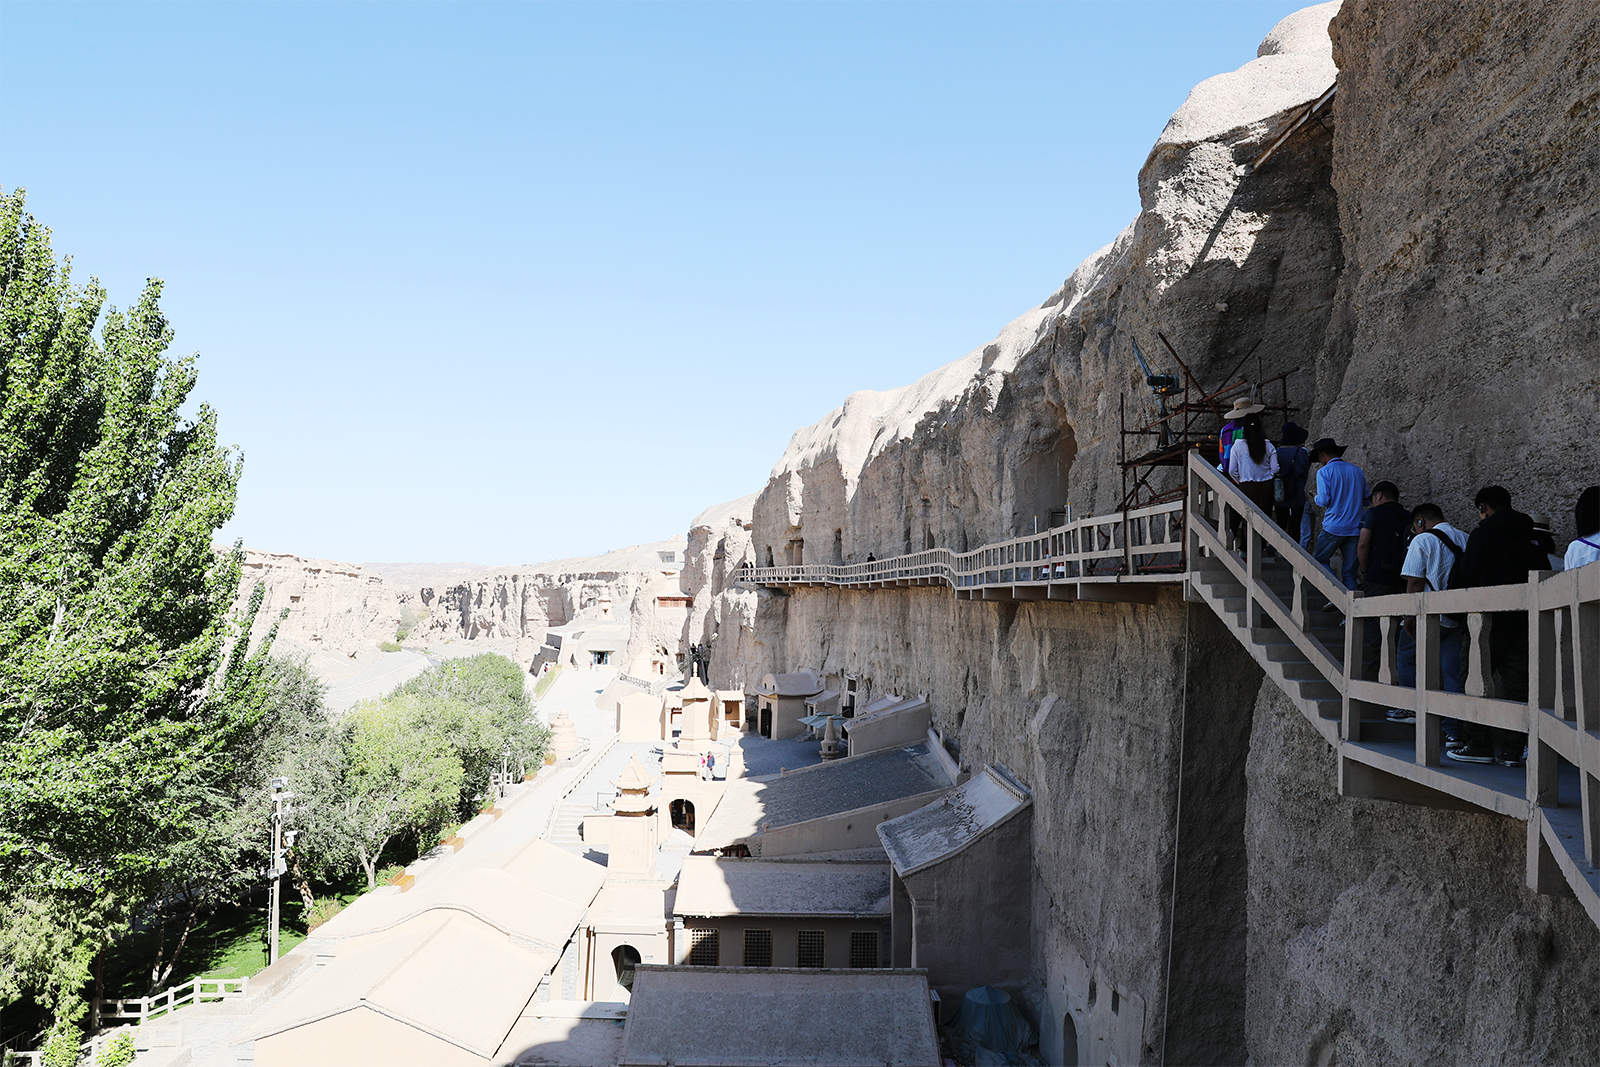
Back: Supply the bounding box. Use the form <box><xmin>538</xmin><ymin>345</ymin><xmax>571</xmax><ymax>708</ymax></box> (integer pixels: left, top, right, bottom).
<box><xmin>608</xmin><ymin>754</ymin><xmax>658</xmax><ymax>879</ymax></box>
<box><xmin>677</xmin><ymin>675</ymin><xmax>715</xmax><ymax>752</ymax></box>
<box><xmin>820</xmin><ymin>714</ymin><xmax>843</xmax><ymax>760</ymax></box>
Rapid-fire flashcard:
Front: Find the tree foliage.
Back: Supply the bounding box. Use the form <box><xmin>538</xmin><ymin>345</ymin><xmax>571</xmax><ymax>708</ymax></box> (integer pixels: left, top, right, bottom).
<box><xmin>0</xmin><ymin>187</ymin><xmax>269</xmax><ymax>1030</ymax></box>
<box><xmin>397</xmin><ymin>653</ymin><xmax>548</xmax><ymax>814</ymax></box>
<box><xmin>342</xmin><ymin>694</ymin><xmax>463</xmax><ymax>888</ymax></box>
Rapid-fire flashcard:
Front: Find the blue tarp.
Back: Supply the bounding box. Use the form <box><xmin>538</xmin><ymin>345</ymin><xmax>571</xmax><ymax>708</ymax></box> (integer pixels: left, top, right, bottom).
<box><xmin>950</xmin><ymin>986</ymin><xmax>1036</xmax><ymax>1064</ymax></box>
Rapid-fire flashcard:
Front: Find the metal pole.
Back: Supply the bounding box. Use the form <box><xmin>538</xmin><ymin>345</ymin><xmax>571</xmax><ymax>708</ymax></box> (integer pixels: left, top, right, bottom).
<box><xmin>267</xmin><ymin>776</ymin><xmax>293</xmax><ymax>966</ymax></box>
<box><xmin>269</xmin><ymin>791</ymin><xmax>281</xmax><ymax>965</ymax></box>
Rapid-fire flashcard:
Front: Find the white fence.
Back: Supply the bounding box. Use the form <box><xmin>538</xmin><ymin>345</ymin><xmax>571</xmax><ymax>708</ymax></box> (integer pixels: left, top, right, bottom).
<box><xmin>93</xmin><ymin>975</ymin><xmax>248</xmax><ymax>1026</ymax></box>
<box><xmin>1187</xmin><ymin>451</ymin><xmax>1600</xmax><ymax>925</ymax></box>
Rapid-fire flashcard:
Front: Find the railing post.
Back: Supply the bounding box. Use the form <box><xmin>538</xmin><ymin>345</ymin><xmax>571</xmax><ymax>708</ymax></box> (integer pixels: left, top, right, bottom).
<box><xmin>1465</xmin><ymin>613</ymin><xmax>1492</xmax><ymax>697</ymax></box>
<box><xmin>1529</xmin><ymin>579</ymin><xmax>1559</xmax><ymax>809</ymax></box>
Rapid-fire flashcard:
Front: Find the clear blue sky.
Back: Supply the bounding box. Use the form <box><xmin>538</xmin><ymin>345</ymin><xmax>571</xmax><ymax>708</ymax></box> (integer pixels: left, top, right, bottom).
<box><xmin>2</xmin><ymin>1</ymin><xmax>1309</xmax><ymax>565</ymax></box>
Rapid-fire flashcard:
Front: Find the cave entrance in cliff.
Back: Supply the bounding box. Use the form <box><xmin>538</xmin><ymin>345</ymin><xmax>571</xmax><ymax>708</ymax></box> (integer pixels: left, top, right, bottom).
<box><xmin>670</xmin><ymin>799</ymin><xmax>695</xmax><ymax>834</ymax></box>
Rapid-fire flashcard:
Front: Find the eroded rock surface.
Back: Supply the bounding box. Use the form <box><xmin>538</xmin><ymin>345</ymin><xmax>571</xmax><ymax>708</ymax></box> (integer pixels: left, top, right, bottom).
<box><xmin>232</xmin><ymin>549</ymin><xmax>401</xmax><ymax>657</ymax></box>
<box><xmin>374</xmin><ymin>539</ymin><xmax>690</xmax><ymax>670</ymax></box>
<box><xmin>694</xmin><ymin>1</ymin><xmax>1600</xmax><ymax>1061</ymax></box>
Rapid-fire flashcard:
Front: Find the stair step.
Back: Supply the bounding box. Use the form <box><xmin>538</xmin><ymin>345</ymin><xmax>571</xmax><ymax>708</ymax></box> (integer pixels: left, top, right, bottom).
<box><xmin>1276</xmin><ymin>661</ymin><xmax>1324</xmax><ymax>681</ymax></box>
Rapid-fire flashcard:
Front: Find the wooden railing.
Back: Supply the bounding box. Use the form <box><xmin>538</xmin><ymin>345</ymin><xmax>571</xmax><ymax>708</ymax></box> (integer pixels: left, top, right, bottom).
<box><xmin>737</xmin><ymin>452</ymin><xmax>1600</xmax><ymax>924</ymax></box>
<box><xmin>1187</xmin><ymin>451</ymin><xmax>1600</xmax><ymax>924</ymax></box>
<box><xmin>92</xmin><ymin>975</ymin><xmax>248</xmax><ymax>1026</ymax></box>
<box><xmin>738</xmin><ymin>498</ymin><xmax>1186</xmax><ymax>595</ymax></box>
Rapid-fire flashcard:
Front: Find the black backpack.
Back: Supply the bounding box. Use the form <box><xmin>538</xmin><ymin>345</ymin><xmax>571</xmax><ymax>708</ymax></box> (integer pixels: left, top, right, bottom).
<box><xmin>1366</xmin><ymin>502</ymin><xmax>1411</xmax><ymax>585</ymax></box>
<box><xmin>1421</xmin><ymin>529</ymin><xmax>1466</xmax><ymax>591</ymax></box>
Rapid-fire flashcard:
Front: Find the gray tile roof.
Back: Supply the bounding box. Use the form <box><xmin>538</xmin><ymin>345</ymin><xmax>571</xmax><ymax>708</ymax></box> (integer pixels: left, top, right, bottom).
<box><xmin>619</xmin><ymin>967</ymin><xmax>940</xmax><ymax>1067</ymax></box>
<box><xmin>695</xmin><ymin>742</ymin><xmax>953</xmax><ymax>849</ymax></box>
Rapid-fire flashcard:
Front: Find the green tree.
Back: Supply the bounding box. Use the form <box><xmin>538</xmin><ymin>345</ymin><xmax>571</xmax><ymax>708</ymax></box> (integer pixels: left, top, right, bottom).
<box><xmin>398</xmin><ymin>654</ymin><xmax>548</xmax><ymax>814</ymax></box>
<box><xmin>343</xmin><ymin>694</ymin><xmax>463</xmax><ymax>888</ymax></box>
<box><xmin>0</xmin><ymin>188</ymin><xmax>267</xmax><ymax>1031</ymax></box>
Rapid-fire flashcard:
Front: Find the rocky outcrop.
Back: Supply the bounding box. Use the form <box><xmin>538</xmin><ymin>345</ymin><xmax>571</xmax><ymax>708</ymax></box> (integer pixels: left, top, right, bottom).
<box><xmin>232</xmin><ymin>549</ymin><xmax>402</xmax><ymax>658</ymax></box>
<box><xmin>693</xmin><ymin>1</ymin><xmax>1600</xmax><ymax>1062</ymax></box>
<box><xmin>378</xmin><ymin>539</ymin><xmax>690</xmax><ymax>670</ymax></box>
<box><xmin>749</xmin><ymin>2</ymin><xmax>1346</xmax><ymax>571</ymax></box>
<box><xmin>1317</xmin><ymin>0</ymin><xmax>1600</xmax><ymax>540</ymax></box>
<box><xmin>680</xmin><ymin>494</ymin><xmax>766</xmax><ymax>688</ymax></box>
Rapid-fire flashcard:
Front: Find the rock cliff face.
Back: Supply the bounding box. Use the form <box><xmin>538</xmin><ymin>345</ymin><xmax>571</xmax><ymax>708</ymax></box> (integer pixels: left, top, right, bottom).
<box><xmin>680</xmin><ymin>494</ymin><xmax>767</xmax><ymax>688</ymax></box>
<box><xmin>232</xmin><ymin>549</ymin><xmax>402</xmax><ymax>657</ymax></box>
<box><xmin>688</xmin><ymin>1</ymin><xmax>1600</xmax><ymax>1062</ymax></box>
<box><xmin>750</xmin><ymin>3</ymin><xmax>1347</xmax><ymax>569</ymax></box>
<box><xmin>383</xmin><ymin>539</ymin><xmax>690</xmax><ymax>669</ymax></box>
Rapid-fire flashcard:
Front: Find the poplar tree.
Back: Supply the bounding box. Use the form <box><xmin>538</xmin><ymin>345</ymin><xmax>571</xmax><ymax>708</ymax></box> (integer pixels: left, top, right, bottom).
<box><xmin>0</xmin><ymin>188</ymin><xmax>262</xmax><ymax>1031</ymax></box>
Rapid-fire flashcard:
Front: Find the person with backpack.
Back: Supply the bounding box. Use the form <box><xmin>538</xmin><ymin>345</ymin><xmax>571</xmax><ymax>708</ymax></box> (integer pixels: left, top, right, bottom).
<box><xmin>1563</xmin><ymin>486</ymin><xmax>1599</xmax><ymax>570</ymax></box>
<box><xmin>1217</xmin><ymin>396</ymin><xmax>1262</xmax><ymax>473</ymax></box>
<box><xmin>1357</xmin><ymin>481</ymin><xmax>1409</xmax><ymax>595</ymax></box>
<box><xmin>1448</xmin><ymin>485</ymin><xmax>1549</xmax><ymax>767</ymax></box>
<box><xmin>1385</xmin><ymin>502</ymin><xmax>1469</xmax><ymax>737</ymax></box>
<box><xmin>1355</xmin><ymin>481</ymin><xmax>1409</xmax><ymax>680</ymax></box>
<box><xmin>1273</xmin><ymin>422</ymin><xmax>1312</xmax><ymax>546</ymax></box>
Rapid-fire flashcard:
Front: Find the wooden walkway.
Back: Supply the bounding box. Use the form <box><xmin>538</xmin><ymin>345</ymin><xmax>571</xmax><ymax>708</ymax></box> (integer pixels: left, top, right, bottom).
<box><xmin>738</xmin><ymin>451</ymin><xmax>1600</xmax><ymax>928</ymax></box>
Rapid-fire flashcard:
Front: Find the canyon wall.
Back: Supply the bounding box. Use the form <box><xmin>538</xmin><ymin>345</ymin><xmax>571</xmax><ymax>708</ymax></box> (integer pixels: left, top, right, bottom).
<box><xmin>686</xmin><ymin>1</ymin><xmax>1600</xmax><ymax>1062</ymax></box>
<box><xmin>384</xmin><ymin>539</ymin><xmax>690</xmax><ymax>669</ymax></box>
<box><xmin>232</xmin><ymin>549</ymin><xmax>402</xmax><ymax>657</ymax></box>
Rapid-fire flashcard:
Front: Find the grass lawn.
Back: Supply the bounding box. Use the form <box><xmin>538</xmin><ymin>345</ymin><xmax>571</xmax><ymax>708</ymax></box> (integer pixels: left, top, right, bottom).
<box><xmin>99</xmin><ymin>871</ymin><xmax>371</xmax><ymax>998</ymax></box>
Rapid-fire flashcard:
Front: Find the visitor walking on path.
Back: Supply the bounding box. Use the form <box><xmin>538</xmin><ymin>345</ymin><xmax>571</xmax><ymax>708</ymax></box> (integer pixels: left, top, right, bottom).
<box><xmin>1356</xmin><ymin>481</ymin><xmax>1409</xmax><ymax>680</ymax></box>
<box><xmin>1448</xmin><ymin>486</ymin><xmax>1548</xmax><ymax>767</ymax></box>
<box><xmin>1566</xmin><ymin>486</ymin><xmax>1600</xmax><ymax>570</ymax></box>
<box><xmin>1273</xmin><ymin>422</ymin><xmax>1312</xmax><ymax>545</ymax></box>
<box><xmin>1386</xmin><ymin>502</ymin><xmax>1469</xmax><ymax>736</ymax></box>
<box><xmin>1309</xmin><ymin>438</ymin><xmax>1367</xmax><ymax>590</ymax></box>
<box><xmin>1357</xmin><ymin>481</ymin><xmax>1410</xmax><ymax>596</ymax></box>
<box><xmin>1226</xmin><ymin>415</ymin><xmax>1279</xmax><ymax>512</ymax></box>
<box><xmin>1217</xmin><ymin>396</ymin><xmax>1261</xmax><ymax>474</ymax></box>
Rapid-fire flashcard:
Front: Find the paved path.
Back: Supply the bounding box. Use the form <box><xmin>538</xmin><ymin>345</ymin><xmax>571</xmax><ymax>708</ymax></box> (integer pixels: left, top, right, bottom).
<box><xmin>162</xmin><ymin>667</ymin><xmax>629</xmax><ymax>1066</ymax></box>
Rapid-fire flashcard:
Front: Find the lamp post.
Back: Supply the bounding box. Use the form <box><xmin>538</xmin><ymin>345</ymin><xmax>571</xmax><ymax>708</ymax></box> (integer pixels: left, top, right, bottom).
<box><xmin>267</xmin><ymin>777</ymin><xmax>295</xmax><ymax>966</ymax></box>
<box><xmin>499</xmin><ymin>743</ymin><xmax>511</xmax><ymax>800</ymax></box>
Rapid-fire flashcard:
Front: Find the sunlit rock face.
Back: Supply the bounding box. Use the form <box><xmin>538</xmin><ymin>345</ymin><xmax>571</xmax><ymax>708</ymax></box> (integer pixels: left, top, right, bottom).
<box><xmin>233</xmin><ymin>549</ymin><xmax>402</xmax><ymax>657</ymax></box>
<box><xmin>695</xmin><ymin>2</ymin><xmax>1600</xmax><ymax>1062</ymax></box>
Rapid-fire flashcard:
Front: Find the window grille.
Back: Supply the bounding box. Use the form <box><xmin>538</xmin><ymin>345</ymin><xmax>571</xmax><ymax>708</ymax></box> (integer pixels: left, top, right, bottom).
<box><xmin>688</xmin><ymin>928</ymin><xmax>718</xmax><ymax>966</ymax></box>
<box><xmin>743</xmin><ymin>928</ymin><xmax>773</xmax><ymax>968</ymax></box>
<box><xmin>796</xmin><ymin>930</ymin><xmax>825</xmax><ymax>968</ymax></box>
<box><xmin>849</xmin><ymin>930</ymin><xmax>879</xmax><ymax>969</ymax></box>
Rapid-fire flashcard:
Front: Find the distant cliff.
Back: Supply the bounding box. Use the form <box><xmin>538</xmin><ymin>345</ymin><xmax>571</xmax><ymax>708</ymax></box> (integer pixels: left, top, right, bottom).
<box><xmin>371</xmin><ymin>539</ymin><xmax>692</xmax><ymax>671</ymax></box>
<box><xmin>232</xmin><ymin>549</ymin><xmax>402</xmax><ymax>658</ymax></box>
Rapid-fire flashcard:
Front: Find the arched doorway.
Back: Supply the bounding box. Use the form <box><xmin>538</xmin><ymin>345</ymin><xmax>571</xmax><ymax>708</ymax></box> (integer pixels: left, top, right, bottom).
<box><xmin>1063</xmin><ymin>1013</ymin><xmax>1079</xmax><ymax>1067</ymax></box>
<box><xmin>670</xmin><ymin>798</ymin><xmax>695</xmax><ymax>833</ymax></box>
<box><xmin>611</xmin><ymin>944</ymin><xmax>641</xmax><ymax>994</ymax></box>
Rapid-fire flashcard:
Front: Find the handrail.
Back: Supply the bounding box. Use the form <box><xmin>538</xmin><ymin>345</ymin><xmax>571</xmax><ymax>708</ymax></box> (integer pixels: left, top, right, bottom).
<box><xmin>92</xmin><ymin>975</ymin><xmax>248</xmax><ymax>1026</ymax></box>
<box><xmin>738</xmin><ymin>498</ymin><xmax>1185</xmax><ymax>591</ymax></box>
<box><xmin>1183</xmin><ymin>450</ymin><xmax>1600</xmax><ymax>925</ymax></box>
<box><xmin>730</xmin><ymin>451</ymin><xmax>1599</xmax><ymax>925</ymax></box>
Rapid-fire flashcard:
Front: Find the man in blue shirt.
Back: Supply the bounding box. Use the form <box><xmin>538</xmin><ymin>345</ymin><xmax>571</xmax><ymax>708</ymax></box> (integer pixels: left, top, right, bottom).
<box><xmin>1310</xmin><ymin>437</ymin><xmax>1367</xmax><ymax>589</ymax></box>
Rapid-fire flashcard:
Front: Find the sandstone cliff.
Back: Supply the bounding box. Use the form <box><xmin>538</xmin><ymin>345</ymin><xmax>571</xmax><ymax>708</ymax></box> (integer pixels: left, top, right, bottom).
<box><xmin>232</xmin><ymin>549</ymin><xmax>402</xmax><ymax>657</ymax></box>
<box><xmin>375</xmin><ymin>538</ymin><xmax>690</xmax><ymax>670</ymax></box>
<box><xmin>689</xmin><ymin>2</ymin><xmax>1600</xmax><ymax>1062</ymax></box>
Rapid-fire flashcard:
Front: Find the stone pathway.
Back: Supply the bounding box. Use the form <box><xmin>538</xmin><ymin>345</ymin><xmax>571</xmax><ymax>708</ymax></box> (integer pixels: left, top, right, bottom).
<box><xmin>141</xmin><ymin>666</ymin><xmax>628</xmax><ymax>1066</ymax></box>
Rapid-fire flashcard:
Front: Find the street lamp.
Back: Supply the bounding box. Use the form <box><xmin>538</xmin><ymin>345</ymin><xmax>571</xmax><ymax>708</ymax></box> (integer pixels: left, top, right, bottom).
<box><xmin>267</xmin><ymin>777</ymin><xmax>296</xmax><ymax>966</ymax></box>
